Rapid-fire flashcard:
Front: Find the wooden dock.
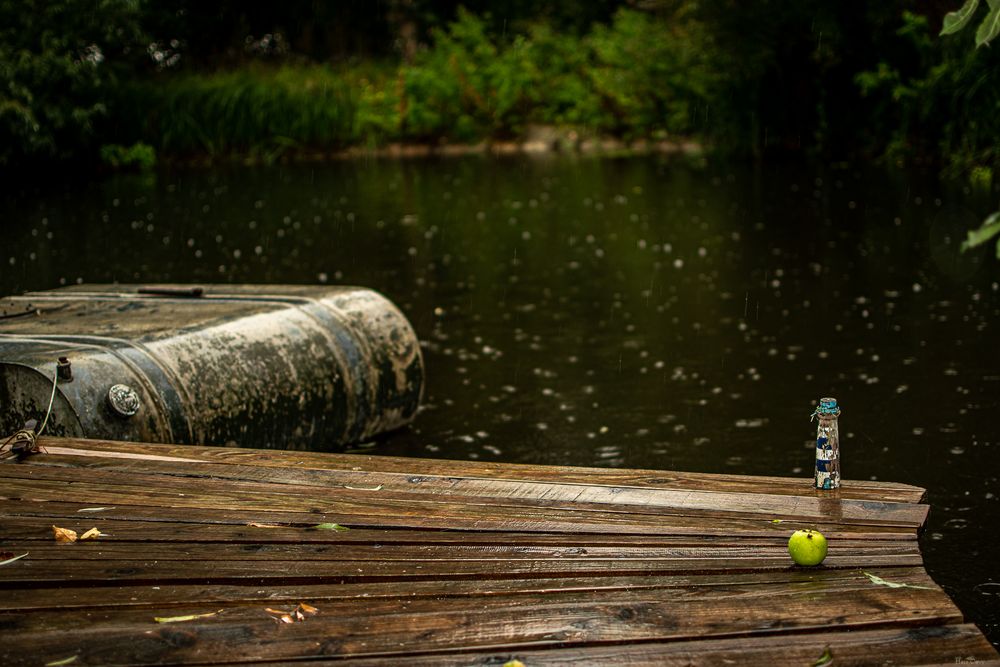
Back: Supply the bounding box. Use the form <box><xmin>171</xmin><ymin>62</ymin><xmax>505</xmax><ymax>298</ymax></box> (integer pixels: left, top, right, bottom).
<box><xmin>1</xmin><ymin>437</ymin><xmax>997</xmax><ymax>666</ymax></box>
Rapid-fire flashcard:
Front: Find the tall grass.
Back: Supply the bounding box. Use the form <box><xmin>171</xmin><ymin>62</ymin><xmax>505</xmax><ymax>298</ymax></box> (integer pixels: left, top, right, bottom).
<box><xmin>122</xmin><ymin>64</ymin><xmax>400</xmax><ymax>159</ymax></box>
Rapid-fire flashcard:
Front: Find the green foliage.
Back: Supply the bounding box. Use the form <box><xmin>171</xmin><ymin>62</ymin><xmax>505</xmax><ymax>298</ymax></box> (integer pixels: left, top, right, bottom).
<box><xmin>960</xmin><ymin>212</ymin><xmax>1000</xmax><ymax>257</ymax></box>
<box><xmin>2</xmin><ymin>0</ymin><xmax>998</xmax><ymax>180</ymax></box>
<box><xmin>398</xmin><ymin>8</ymin><xmax>708</xmax><ymax>141</ymax></box>
<box><xmin>940</xmin><ymin>0</ymin><xmax>1000</xmax><ymax>257</ymax></box>
<box><xmin>401</xmin><ymin>9</ymin><xmax>542</xmax><ymax>140</ymax></box>
<box><xmin>941</xmin><ymin>0</ymin><xmax>1000</xmax><ymax>46</ymax></box>
<box><xmin>0</xmin><ymin>0</ymin><xmax>144</xmax><ymax>166</ymax></box>
<box><xmin>858</xmin><ymin>9</ymin><xmax>1000</xmax><ymax>173</ymax></box>
<box><xmin>970</xmin><ymin>165</ymin><xmax>993</xmax><ymax>189</ymax></box>
<box><xmin>99</xmin><ymin>142</ymin><xmax>155</xmax><ymax>170</ymax></box>
<box><xmin>585</xmin><ymin>9</ymin><xmax>708</xmax><ymax>137</ymax></box>
<box><xmin>941</xmin><ymin>0</ymin><xmax>983</xmax><ymax>36</ymax></box>
<box><xmin>978</xmin><ymin>6</ymin><xmax>1000</xmax><ymax>46</ymax></box>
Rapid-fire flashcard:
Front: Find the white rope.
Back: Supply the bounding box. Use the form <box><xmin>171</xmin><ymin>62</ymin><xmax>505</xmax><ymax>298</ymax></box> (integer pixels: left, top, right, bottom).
<box><xmin>36</xmin><ymin>365</ymin><xmax>59</xmax><ymax>436</ymax></box>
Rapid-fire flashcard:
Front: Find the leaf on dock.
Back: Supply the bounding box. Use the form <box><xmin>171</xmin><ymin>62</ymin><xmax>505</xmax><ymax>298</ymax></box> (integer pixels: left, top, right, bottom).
<box><xmin>770</xmin><ymin>519</ymin><xmax>783</xmax><ymax>524</ymax></box>
<box><xmin>0</xmin><ymin>552</ymin><xmax>28</xmax><ymax>567</ymax></box>
<box><xmin>79</xmin><ymin>527</ymin><xmax>102</xmax><ymax>540</ymax></box>
<box><xmin>77</xmin><ymin>507</ymin><xmax>114</xmax><ymax>512</ymax></box>
<box><xmin>343</xmin><ymin>484</ymin><xmax>384</xmax><ymax>491</ymax></box>
<box><xmin>313</xmin><ymin>523</ymin><xmax>350</xmax><ymax>531</ymax></box>
<box><xmin>503</xmin><ymin>660</ymin><xmax>526</xmax><ymax>667</ymax></box>
<box><xmin>247</xmin><ymin>522</ymin><xmax>285</xmax><ymax>528</ymax></box>
<box><xmin>265</xmin><ymin>607</ymin><xmax>295</xmax><ymax>624</ymax></box>
<box><xmin>812</xmin><ymin>646</ymin><xmax>833</xmax><ymax>666</ymax></box>
<box><xmin>44</xmin><ymin>656</ymin><xmax>79</xmax><ymax>666</ymax></box>
<box><xmin>52</xmin><ymin>525</ymin><xmax>78</xmax><ymax>543</ymax></box>
<box><xmin>154</xmin><ymin>609</ymin><xmax>224</xmax><ymax>623</ymax></box>
<box><xmin>265</xmin><ymin>603</ymin><xmax>320</xmax><ymax>624</ymax></box>
<box><xmin>863</xmin><ymin>571</ymin><xmax>935</xmax><ymax>590</ymax></box>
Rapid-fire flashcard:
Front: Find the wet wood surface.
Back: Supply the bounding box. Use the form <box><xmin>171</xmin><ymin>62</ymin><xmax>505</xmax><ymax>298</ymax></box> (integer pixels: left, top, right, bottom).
<box><xmin>0</xmin><ymin>437</ymin><xmax>996</xmax><ymax>666</ymax></box>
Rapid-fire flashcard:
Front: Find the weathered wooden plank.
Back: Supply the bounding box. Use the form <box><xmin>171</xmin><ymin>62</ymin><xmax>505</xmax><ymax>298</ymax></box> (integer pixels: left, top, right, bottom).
<box><xmin>0</xmin><ymin>553</ymin><xmax>928</xmax><ymax>587</ymax></box>
<box><xmin>28</xmin><ymin>452</ymin><xmax>928</xmax><ymax>514</ymax></box>
<box><xmin>1</xmin><ymin>463</ymin><xmax>930</xmax><ymax>527</ymax></box>
<box><xmin>0</xmin><ymin>575</ymin><xmax>964</xmax><ymax>665</ymax></box>
<box><xmin>0</xmin><ymin>567</ymin><xmax>937</xmax><ymax>611</ymax></box>
<box><xmin>0</xmin><ymin>498</ymin><xmax>916</xmax><ymax>537</ymax></box>
<box><xmin>0</xmin><ymin>486</ymin><xmax>926</xmax><ymax>538</ymax></box>
<box><xmin>0</xmin><ymin>516</ymin><xmax>917</xmax><ymax>544</ymax></box>
<box><xmin>23</xmin><ymin>453</ymin><xmax>934</xmax><ymax>538</ymax></box>
<box><xmin>1</xmin><ymin>539</ymin><xmax>922</xmax><ymax>563</ymax></box>
<box><xmin>37</xmin><ymin>437</ymin><xmax>928</xmax><ymax>503</ymax></box>
<box><xmin>312</xmin><ymin>625</ymin><xmax>1000</xmax><ymax>666</ymax></box>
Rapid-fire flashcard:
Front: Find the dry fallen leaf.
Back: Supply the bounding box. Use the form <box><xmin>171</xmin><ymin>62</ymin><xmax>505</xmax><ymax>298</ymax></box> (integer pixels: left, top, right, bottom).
<box><xmin>154</xmin><ymin>609</ymin><xmax>223</xmax><ymax>623</ymax></box>
<box><xmin>265</xmin><ymin>603</ymin><xmax>319</xmax><ymax>624</ymax></box>
<box><xmin>52</xmin><ymin>526</ymin><xmax>78</xmax><ymax>544</ymax></box>
<box><xmin>247</xmin><ymin>522</ymin><xmax>284</xmax><ymax>529</ymax></box>
<box><xmin>79</xmin><ymin>527</ymin><xmax>102</xmax><ymax>540</ymax></box>
<box><xmin>265</xmin><ymin>607</ymin><xmax>295</xmax><ymax>624</ymax></box>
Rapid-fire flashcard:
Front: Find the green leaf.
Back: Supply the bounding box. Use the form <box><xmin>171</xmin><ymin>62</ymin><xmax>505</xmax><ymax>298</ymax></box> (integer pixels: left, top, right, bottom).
<box><xmin>863</xmin><ymin>571</ymin><xmax>935</xmax><ymax>590</ymax></box>
<box><xmin>44</xmin><ymin>657</ymin><xmax>78</xmax><ymax>667</ymax></box>
<box><xmin>976</xmin><ymin>4</ymin><xmax>1000</xmax><ymax>45</ymax></box>
<box><xmin>154</xmin><ymin>609</ymin><xmax>224</xmax><ymax>623</ymax></box>
<box><xmin>313</xmin><ymin>523</ymin><xmax>350</xmax><ymax>531</ymax></box>
<box><xmin>960</xmin><ymin>212</ymin><xmax>1000</xmax><ymax>252</ymax></box>
<box><xmin>0</xmin><ymin>552</ymin><xmax>28</xmax><ymax>567</ymax></box>
<box><xmin>941</xmin><ymin>0</ymin><xmax>981</xmax><ymax>35</ymax></box>
<box><xmin>812</xmin><ymin>647</ymin><xmax>833</xmax><ymax>667</ymax></box>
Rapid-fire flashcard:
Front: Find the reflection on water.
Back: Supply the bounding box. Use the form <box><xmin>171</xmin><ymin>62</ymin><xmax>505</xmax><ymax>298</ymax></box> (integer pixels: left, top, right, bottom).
<box><xmin>2</xmin><ymin>156</ymin><xmax>998</xmax><ymax>644</ymax></box>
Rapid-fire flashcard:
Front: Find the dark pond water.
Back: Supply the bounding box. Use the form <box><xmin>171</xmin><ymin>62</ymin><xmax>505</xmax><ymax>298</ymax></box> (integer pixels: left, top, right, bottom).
<box><xmin>2</xmin><ymin>156</ymin><xmax>999</xmax><ymax>645</ymax></box>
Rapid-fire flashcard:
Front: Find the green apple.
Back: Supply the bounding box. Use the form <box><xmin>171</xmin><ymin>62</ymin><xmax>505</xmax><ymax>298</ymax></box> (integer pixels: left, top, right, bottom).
<box><xmin>788</xmin><ymin>529</ymin><xmax>828</xmax><ymax>566</ymax></box>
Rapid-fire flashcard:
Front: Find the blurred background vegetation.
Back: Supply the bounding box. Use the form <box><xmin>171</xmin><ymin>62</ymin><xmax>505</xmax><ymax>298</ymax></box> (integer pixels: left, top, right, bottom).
<box><xmin>1</xmin><ymin>0</ymin><xmax>998</xmax><ymax>179</ymax></box>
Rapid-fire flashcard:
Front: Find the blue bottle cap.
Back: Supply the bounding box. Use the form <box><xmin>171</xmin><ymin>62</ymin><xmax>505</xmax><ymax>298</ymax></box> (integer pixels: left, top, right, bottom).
<box><xmin>817</xmin><ymin>397</ymin><xmax>839</xmax><ymax>415</ymax></box>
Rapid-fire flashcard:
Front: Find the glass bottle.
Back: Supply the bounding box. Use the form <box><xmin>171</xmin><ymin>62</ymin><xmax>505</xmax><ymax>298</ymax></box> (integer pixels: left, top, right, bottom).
<box><xmin>813</xmin><ymin>397</ymin><xmax>841</xmax><ymax>490</ymax></box>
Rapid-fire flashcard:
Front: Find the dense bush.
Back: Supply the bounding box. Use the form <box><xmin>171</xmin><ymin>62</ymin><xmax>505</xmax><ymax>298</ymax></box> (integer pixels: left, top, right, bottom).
<box><xmin>857</xmin><ymin>10</ymin><xmax>1000</xmax><ymax>174</ymax></box>
<box><xmin>585</xmin><ymin>9</ymin><xmax>709</xmax><ymax>138</ymax></box>
<box><xmin>0</xmin><ymin>0</ymin><xmax>143</xmax><ymax>165</ymax></box>
<box><xmin>99</xmin><ymin>142</ymin><xmax>156</xmax><ymax>170</ymax></box>
<box><xmin>400</xmin><ymin>9</ymin><xmax>544</xmax><ymax>141</ymax></box>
